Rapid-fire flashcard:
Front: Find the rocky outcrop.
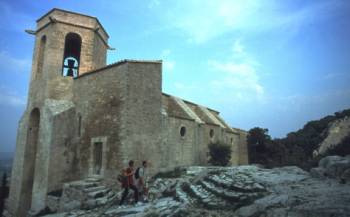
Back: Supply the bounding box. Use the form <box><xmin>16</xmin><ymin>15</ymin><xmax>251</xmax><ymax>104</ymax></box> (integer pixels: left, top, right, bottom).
<box><xmin>311</xmin><ymin>155</ymin><xmax>350</xmax><ymax>183</ymax></box>
<box><xmin>41</xmin><ymin>164</ymin><xmax>350</xmax><ymax>217</ymax></box>
<box><xmin>313</xmin><ymin>116</ymin><xmax>350</xmax><ymax>157</ymax></box>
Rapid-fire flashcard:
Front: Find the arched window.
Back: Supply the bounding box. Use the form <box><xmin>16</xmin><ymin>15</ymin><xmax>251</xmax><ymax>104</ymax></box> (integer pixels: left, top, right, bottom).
<box><xmin>23</xmin><ymin>108</ymin><xmax>40</xmax><ymax>212</ymax></box>
<box><xmin>36</xmin><ymin>35</ymin><xmax>46</xmax><ymax>78</ymax></box>
<box><xmin>180</xmin><ymin>126</ymin><xmax>186</xmax><ymax>137</ymax></box>
<box><xmin>209</xmin><ymin>129</ymin><xmax>214</xmax><ymax>138</ymax></box>
<box><xmin>62</xmin><ymin>33</ymin><xmax>82</xmax><ymax>78</ymax></box>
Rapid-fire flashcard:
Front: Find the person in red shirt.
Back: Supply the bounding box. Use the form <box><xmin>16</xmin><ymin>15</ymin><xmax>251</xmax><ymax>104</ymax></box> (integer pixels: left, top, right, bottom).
<box><xmin>119</xmin><ymin>160</ymin><xmax>139</xmax><ymax>205</ymax></box>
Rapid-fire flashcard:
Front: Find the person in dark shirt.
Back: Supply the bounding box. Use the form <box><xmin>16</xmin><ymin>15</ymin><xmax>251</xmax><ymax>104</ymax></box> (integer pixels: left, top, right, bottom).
<box><xmin>119</xmin><ymin>160</ymin><xmax>139</xmax><ymax>205</ymax></box>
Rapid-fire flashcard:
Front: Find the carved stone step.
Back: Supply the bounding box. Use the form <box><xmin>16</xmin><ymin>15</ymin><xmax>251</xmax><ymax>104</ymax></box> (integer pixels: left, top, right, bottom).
<box><xmin>205</xmin><ymin>175</ymin><xmax>266</xmax><ymax>193</ymax></box>
<box><xmin>83</xmin><ymin>185</ymin><xmax>106</xmax><ymax>193</ymax></box>
<box><xmin>188</xmin><ymin>184</ymin><xmax>227</xmax><ymax>209</ymax></box>
<box><xmin>200</xmin><ymin>180</ymin><xmax>243</xmax><ymax>202</ymax></box>
<box><xmin>85</xmin><ymin>176</ymin><xmax>102</xmax><ymax>183</ymax></box>
<box><xmin>200</xmin><ymin>179</ymin><xmax>267</xmax><ymax>208</ymax></box>
<box><xmin>87</xmin><ymin>188</ymin><xmax>110</xmax><ymax>198</ymax></box>
<box><xmin>68</xmin><ymin>181</ymin><xmax>97</xmax><ymax>189</ymax></box>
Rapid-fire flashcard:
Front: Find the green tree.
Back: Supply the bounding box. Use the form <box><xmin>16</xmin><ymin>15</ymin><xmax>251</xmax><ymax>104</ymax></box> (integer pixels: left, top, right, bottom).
<box><xmin>247</xmin><ymin>127</ymin><xmax>272</xmax><ymax>164</ymax></box>
<box><xmin>1</xmin><ymin>173</ymin><xmax>6</xmax><ymax>188</ymax></box>
<box><xmin>0</xmin><ymin>173</ymin><xmax>7</xmax><ymax>216</ymax></box>
<box><xmin>247</xmin><ymin>127</ymin><xmax>271</xmax><ymax>147</ymax></box>
<box><xmin>208</xmin><ymin>142</ymin><xmax>232</xmax><ymax>166</ymax></box>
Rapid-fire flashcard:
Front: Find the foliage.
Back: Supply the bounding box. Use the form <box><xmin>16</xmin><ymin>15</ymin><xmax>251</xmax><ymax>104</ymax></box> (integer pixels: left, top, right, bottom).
<box><xmin>208</xmin><ymin>142</ymin><xmax>232</xmax><ymax>166</ymax></box>
<box><xmin>1</xmin><ymin>173</ymin><xmax>6</xmax><ymax>188</ymax></box>
<box><xmin>153</xmin><ymin>167</ymin><xmax>186</xmax><ymax>179</ymax></box>
<box><xmin>247</xmin><ymin>108</ymin><xmax>350</xmax><ymax>170</ymax></box>
<box><xmin>247</xmin><ymin>127</ymin><xmax>271</xmax><ymax>147</ymax></box>
<box><xmin>326</xmin><ymin>134</ymin><xmax>350</xmax><ymax>156</ymax></box>
<box><xmin>247</xmin><ymin>127</ymin><xmax>272</xmax><ymax>165</ymax></box>
<box><xmin>0</xmin><ymin>173</ymin><xmax>8</xmax><ymax>216</ymax></box>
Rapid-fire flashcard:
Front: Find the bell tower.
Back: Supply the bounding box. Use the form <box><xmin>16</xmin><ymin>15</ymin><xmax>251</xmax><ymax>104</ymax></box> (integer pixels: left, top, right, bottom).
<box><xmin>27</xmin><ymin>8</ymin><xmax>109</xmax><ymax>107</ymax></box>
<box><xmin>7</xmin><ymin>9</ymin><xmax>110</xmax><ymax>217</ymax></box>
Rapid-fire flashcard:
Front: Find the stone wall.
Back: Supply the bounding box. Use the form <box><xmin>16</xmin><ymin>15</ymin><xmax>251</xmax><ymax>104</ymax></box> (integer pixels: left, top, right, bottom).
<box><xmin>160</xmin><ymin>116</ymin><xmax>198</xmax><ymax>169</ymax></box>
<box><xmin>120</xmin><ymin>61</ymin><xmax>163</xmax><ymax>175</ymax></box>
<box><xmin>47</xmin><ymin>100</ymin><xmax>79</xmax><ymax>193</ymax></box>
<box><xmin>73</xmin><ymin>62</ymin><xmax>128</xmax><ymax>185</ymax></box>
<box><xmin>160</xmin><ymin>94</ymin><xmax>246</xmax><ymax>168</ymax></box>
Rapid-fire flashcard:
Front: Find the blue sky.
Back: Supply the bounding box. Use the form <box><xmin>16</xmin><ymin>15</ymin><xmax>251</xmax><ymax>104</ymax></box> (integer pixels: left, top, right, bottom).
<box><xmin>1</xmin><ymin>0</ymin><xmax>350</xmax><ymax>153</ymax></box>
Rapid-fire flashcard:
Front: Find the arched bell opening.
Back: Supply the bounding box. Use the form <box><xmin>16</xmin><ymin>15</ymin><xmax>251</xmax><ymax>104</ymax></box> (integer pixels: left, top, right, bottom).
<box><xmin>62</xmin><ymin>33</ymin><xmax>82</xmax><ymax>78</ymax></box>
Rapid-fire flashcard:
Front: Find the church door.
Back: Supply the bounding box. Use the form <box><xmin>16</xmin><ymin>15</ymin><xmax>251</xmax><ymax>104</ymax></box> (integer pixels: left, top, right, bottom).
<box><xmin>93</xmin><ymin>142</ymin><xmax>103</xmax><ymax>175</ymax></box>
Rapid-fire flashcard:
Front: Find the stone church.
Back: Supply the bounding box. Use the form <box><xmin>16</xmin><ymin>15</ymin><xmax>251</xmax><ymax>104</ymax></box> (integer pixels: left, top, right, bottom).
<box><xmin>7</xmin><ymin>8</ymin><xmax>248</xmax><ymax>216</ymax></box>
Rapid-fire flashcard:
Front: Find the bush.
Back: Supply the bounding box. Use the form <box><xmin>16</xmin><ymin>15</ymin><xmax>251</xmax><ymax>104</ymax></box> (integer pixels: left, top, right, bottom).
<box><xmin>247</xmin><ymin>127</ymin><xmax>273</xmax><ymax>165</ymax></box>
<box><xmin>246</xmin><ymin>108</ymin><xmax>350</xmax><ymax>170</ymax></box>
<box><xmin>208</xmin><ymin>142</ymin><xmax>232</xmax><ymax>166</ymax></box>
<box><xmin>326</xmin><ymin>134</ymin><xmax>350</xmax><ymax>157</ymax></box>
<box><xmin>0</xmin><ymin>173</ymin><xmax>8</xmax><ymax>216</ymax></box>
<box><xmin>153</xmin><ymin>167</ymin><xmax>186</xmax><ymax>179</ymax></box>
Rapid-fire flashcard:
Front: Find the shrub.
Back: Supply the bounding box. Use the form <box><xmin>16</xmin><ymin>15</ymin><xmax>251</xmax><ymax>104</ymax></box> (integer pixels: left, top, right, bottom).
<box><xmin>0</xmin><ymin>173</ymin><xmax>8</xmax><ymax>216</ymax></box>
<box><xmin>326</xmin><ymin>134</ymin><xmax>350</xmax><ymax>157</ymax></box>
<box><xmin>153</xmin><ymin>167</ymin><xmax>186</xmax><ymax>179</ymax></box>
<box><xmin>208</xmin><ymin>142</ymin><xmax>232</xmax><ymax>166</ymax></box>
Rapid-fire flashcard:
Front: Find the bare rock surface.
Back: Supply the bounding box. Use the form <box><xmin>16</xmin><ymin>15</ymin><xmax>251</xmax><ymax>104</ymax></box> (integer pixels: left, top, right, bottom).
<box><xmin>311</xmin><ymin>155</ymin><xmax>350</xmax><ymax>183</ymax></box>
<box><xmin>42</xmin><ymin>164</ymin><xmax>350</xmax><ymax>217</ymax></box>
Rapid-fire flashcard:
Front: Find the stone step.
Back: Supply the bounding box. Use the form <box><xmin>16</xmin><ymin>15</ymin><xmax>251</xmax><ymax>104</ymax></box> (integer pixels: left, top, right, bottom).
<box><xmin>68</xmin><ymin>181</ymin><xmax>98</xmax><ymax>189</ymax></box>
<box><xmin>96</xmin><ymin>193</ymin><xmax>118</xmax><ymax>206</ymax></box>
<box><xmin>85</xmin><ymin>176</ymin><xmax>102</xmax><ymax>183</ymax></box>
<box><xmin>104</xmin><ymin>203</ymin><xmax>149</xmax><ymax>216</ymax></box>
<box><xmin>106</xmin><ymin>191</ymin><xmax>117</xmax><ymax>199</ymax></box>
<box><xmin>200</xmin><ymin>180</ymin><xmax>242</xmax><ymax>202</ymax></box>
<box><xmin>205</xmin><ymin>175</ymin><xmax>266</xmax><ymax>193</ymax></box>
<box><xmin>83</xmin><ymin>185</ymin><xmax>107</xmax><ymax>193</ymax></box>
<box><xmin>188</xmin><ymin>184</ymin><xmax>227</xmax><ymax>209</ymax></box>
<box><xmin>200</xmin><ymin>179</ymin><xmax>267</xmax><ymax>208</ymax></box>
<box><xmin>82</xmin><ymin>191</ymin><xmax>117</xmax><ymax>210</ymax></box>
<box><xmin>87</xmin><ymin>188</ymin><xmax>111</xmax><ymax>198</ymax></box>
<box><xmin>175</xmin><ymin>183</ymin><xmax>191</xmax><ymax>204</ymax></box>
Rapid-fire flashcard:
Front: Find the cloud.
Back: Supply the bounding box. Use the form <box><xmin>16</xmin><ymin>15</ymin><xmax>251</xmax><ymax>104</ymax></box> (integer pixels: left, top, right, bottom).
<box><xmin>164</xmin><ymin>0</ymin><xmax>344</xmax><ymax>44</ymax></box>
<box><xmin>0</xmin><ymin>51</ymin><xmax>31</xmax><ymax>74</ymax></box>
<box><xmin>322</xmin><ymin>72</ymin><xmax>348</xmax><ymax>80</ymax></box>
<box><xmin>163</xmin><ymin>61</ymin><xmax>175</xmax><ymax>72</ymax></box>
<box><xmin>208</xmin><ymin>39</ymin><xmax>264</xmax><ymax>103</ymax></box>
<box><xmin>148</xmin><ymin>0</ymin><xmax>160</xmax><ymax>9</ymax></box>
<box><xmin>0</xmin><ymin>86</ymin><xmax>26</xmax><ymax>107</ymax></box>
<box><xmin>160</xmin><ymin>49</ymin><xmax>176</xmax><ymax>72</ymax></box>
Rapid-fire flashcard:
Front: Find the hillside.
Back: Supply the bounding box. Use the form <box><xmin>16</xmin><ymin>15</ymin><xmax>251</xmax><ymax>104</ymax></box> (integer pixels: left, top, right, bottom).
<box><xmin>247</xmin><ymin>108</ymin><xmax>350</xmax><ymax>169</ymax></box>
<box><xmin>0</xmin><ymin>152</ymin><xmax>13</xmax><ymax>177</ymax></box>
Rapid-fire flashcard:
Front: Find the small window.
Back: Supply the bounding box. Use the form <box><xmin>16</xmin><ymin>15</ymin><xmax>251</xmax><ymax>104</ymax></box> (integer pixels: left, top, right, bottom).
<box><xmin>209</xmin><ymin>129</ymin><xmax>214</xmax><ymax>138</ymax></box>
<box><xmin>78</xmin><ymin>115</ymin><xmax>82</xmax><ymax>136</ymax></box>
<box><xmin>36</xmin><ymin>35</ymin><xmax>46</xmax><ymax>78</ymax></box>
<box><xmin>180</xmin><ymin>126</ymin><xmax>186</xmax><ymax>137</ymax></box>
<box><xmin>230</xmin><ymin>138</ymin><xmax>233</xmax><ymax>144</ymax></box>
